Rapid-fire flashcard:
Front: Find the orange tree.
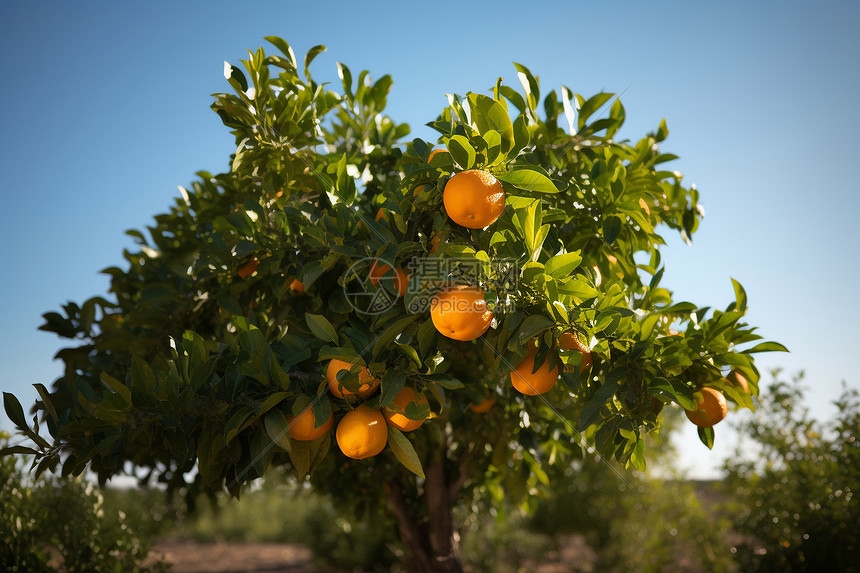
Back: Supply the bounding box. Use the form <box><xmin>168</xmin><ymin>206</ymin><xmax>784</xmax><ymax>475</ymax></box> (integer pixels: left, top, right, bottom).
<box><xmin>1</xmin><ymin>38</ymin><xmax>785</xmax><ymax>572</ymax></box>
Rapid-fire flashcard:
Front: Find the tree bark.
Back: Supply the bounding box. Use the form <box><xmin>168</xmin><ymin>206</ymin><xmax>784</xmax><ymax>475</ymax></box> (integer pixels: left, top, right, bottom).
<box><xmin>387</xmin><ymin>481</ymin><xmax>436</xmax><ymax>573</ymax></box>
<box><xmin>424</xmin><ymin>436</ymin><xmax>463</xmax><ymax>573</ymax></box>
<box><xmin>385</xmin><ymin>435</ymin><xmax>464</xmax><ymax>573</ymax></box>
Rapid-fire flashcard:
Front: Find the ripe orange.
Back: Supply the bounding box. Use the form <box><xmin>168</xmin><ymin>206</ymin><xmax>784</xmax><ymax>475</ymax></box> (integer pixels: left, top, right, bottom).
<box><xmin>287</xmin><ymin>405</ymin><xmax>333</xmax><ymax>441</ymax></box>
<box><xmin>726</xmin><ymin>370</ymin><xmax>750</xmax><ymax>393</ymax></box>
<box><xmin>428</xmin><ymin>149</ymin><xmax>448</xmax><ymax>162</ymax></box>
<box><xmin>237</xmin><ymin>257</ymin><xmax>260</xmax><ymax>279</ymax></box>
<box><xmin>413</xmin><ymin>183</ymin><xmax>433</xmax><ymax>196</ymax></box>
<box><xmin>684</xmin><ymin>387</ymin><xmax>728</xmax><ymax>427</ymax></box>
<box><xmin>468</xmin><ymin>395</ymin><xmax>496</xmax><ymax>413</ymax></box>
<box><xmin>429</xmin><ymin>233</ymin><xmax>442</xmax><ymax>254</ymax></box>
<box><xmin>326</xmin><ymin>359</ymin><xmax>381</xmax><ymax>399</ymax></box>
<box><xmin>369</xmin><ymin>260</ymin><xmax>409</xmax><ymax>296</ymax></box>
<box><xmin>511</xmin><ymin>344</ymin><xmax>561</xmax><ymax>396</ymax></box>
<box><xmin>430</xmin><ymin>284</ymin><xmax>493</xmax><ymax>341</ymax></box>
<box><xmin>382</xmin><ymin>387</ymin><xmax>429</xmax><ymax>432</ymax></box>
<box><xmin>336</xmin><ymin>404</ymin><xmax>388</xmax><ymax>459</ymax></box>
<box><xmin>289</xmin><ymin>278</ymin><xmax>305</xmax><ymax>293</ymax></box>
<box><xmin>558</xmin><ymin>331</ymin><xmax>593</xmax><ymax>374</ymax></box>
<box><xmin>443</xmin><ymin>170</ymin><xmax>505</xmax><ymax>229</ymax></box>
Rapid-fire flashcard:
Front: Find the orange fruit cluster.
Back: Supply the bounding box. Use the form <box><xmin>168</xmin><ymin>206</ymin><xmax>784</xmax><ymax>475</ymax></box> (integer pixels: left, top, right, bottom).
<box><xmin>322</xmin><ymin>358</ymin><xmax>431</xmax><ymax>459</ymax></box>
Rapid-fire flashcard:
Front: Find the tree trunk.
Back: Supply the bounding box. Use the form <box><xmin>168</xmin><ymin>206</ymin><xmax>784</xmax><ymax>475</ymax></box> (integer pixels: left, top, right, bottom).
<box><xmin>386</xmin><ymin>436</ymin><xmax>464</xmax><ymax>573</ymax></box>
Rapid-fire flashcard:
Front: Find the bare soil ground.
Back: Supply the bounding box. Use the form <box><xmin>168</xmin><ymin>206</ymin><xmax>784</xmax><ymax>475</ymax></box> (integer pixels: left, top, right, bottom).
<box><xmin>149</xmin><ymin>539</ymin><xmax>321</xmax><ymax>573</ymax></box>
<box><xmin>150</xmin><ymin>535</ymin><xmax>599</xmax><ymax>573</ymax></box>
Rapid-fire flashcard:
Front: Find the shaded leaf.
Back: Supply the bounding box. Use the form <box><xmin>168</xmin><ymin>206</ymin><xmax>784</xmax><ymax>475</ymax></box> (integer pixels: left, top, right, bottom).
<box><xmin>387</xmin><ymin>426</ymin><xmax>425</xmax><ymax>478</ymax></box>
<box><xmin>305</xmin><ymin>313</ymin><xmax>338</xmax><ymax>344</ymax></box>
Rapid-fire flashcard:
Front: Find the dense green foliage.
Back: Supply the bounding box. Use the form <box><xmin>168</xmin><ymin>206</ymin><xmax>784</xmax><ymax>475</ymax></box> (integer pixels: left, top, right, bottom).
<box><xmin>0</xmin><ymin>433</ymin><xmax>166</xmax><ymax>572</ymax></box>
<box><xmin>723</xmin><ymin>373</ymin><xmax>859</xmax><ymax>572</ymax></box>
<box><xmin>1</xmin><ymin>36</ymin><xmax>785</xmax><ymax>570</ymax></box>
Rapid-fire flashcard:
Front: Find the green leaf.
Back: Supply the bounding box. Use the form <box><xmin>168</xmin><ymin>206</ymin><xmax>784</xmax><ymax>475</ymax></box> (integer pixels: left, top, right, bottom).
<box><xmin>310</xmin><ymin>398</ymin><xmax>332</xmax><ymax>430</ymax></box>
<box><xmin>226</xmin><ymin>211</ymin><xmax>255</xmax><ymax>236</ymax></box>
<box><xmin>730</xmin><ymin>278</ymin><xmax>748</xmax><ymax>312</ymax></box>
<box><xmin>379</xmin><ymin>371</ymin><xmax>407</xmax><ymax>408</ymax></box>
<box><xmin>259</xmin><ymin>392</ymin><xmax>289</xmax><ymax>416</ymax></box>
<box><xmin>264</xmin><ymin>408</ymin><xmax>292</xmax><ymax>451</ymax></box>
<box><xmin>545</xmin><ymin>252</ymin><xmax>582</xmax><ymax>279</ymax></box>
<box><xmin>223</xmin><ymin>61</ymin><xmax>248</xmax><ymax>92</ymax></box>
<box><xmin>648</xmin><ymin>377</ymin><xmax>696</xmax><ymax>410</ymax></box>
<box><xmin>516</xmin><ymin>314</ymin><xmax>555</xmax><ymax>344</ymax></box>
<box><xmin>426</xmin><ymin>375</ymin><xmax>465</xmax><ymax>390</ymax></box>
<box><xmin>743</xmin><ymin>341</ymin><xmax>789</xmax><ymax>354</ymax></box>
<box><xmin>336</xmin><ymin>62</ymin><xmax>353</xmax><ymax>100</ymax></box>
<box><xmin>131</xmin><ymin>356</ymin><xmax>157</xmax><ymax>393</ymax></box>
<box><xmin>662</xmin><ymin>301</ymin><xmax>697</xmax><ymax>314</ymax></box>
<box><xmin>387</xmin><ymin>426</ymin><xmax>425</xmax><ymax>478</ymax></box>
<box><xmin>303</xmin><ymin>45</ymin><xmax>327</xmax><ymax>79</ymax></box>
<box><xmin>3</xmin><ymin>392</ymin><xmax>27</xmax><ymax>430</ymax></box>
<box><xmin>264</xmin><ymin>36</ymin><xmax>297</xmax><ymax>69</ymax></box>
<box><xmin>558</xmin><ymin>278</ymin><xmax>598</xmax><ymax>301</ymax></box>
<box><xmin>593</xmin><ymin>310</ymin><xmax>620</xmax><ymax>333</ymax></box>
<box><xmin>467</xmin><ymin>93</ymin><xmax>514</xmax><ymax>153</ymax></box>
<box><xmin>512</xmin><ymin>62</ymin><xmax>539</xmax><ymax>111</ymax></box>
<box><xmin>497</xmin><ymin>168</ymin><xmax>560</xmax><ymax>194</ymax></box>
<box><xmin>248</xmin><ymin>428</ymin><xmax>272</xmax><ymax>478</ymax></box>
<box><xmin>305</xmin><ymin>313</ymin><xmax>338</xmax><ymax>344</ymax></box>
<box><xmin>100</xmin><ymin>372</ymin><xmax>131</xmax><ymax>407</ymax></box>
<box><xmin>395</xmin><ymin>340</ymin><xmax>422</xmax><ymax>368</ymax></box>
<box><xmin>318</xmin><ymin>346</ymin><xmax>364</xmax><ymax>364</ymax></box>
<box><xmin>447</xmin><ymin>135</ymin><xmax>476</xmax><ymax>169</ymax></box>
<box><xmin>417</xmin><ymin>319</ymin><xmax>437</xmax><ymax>359</ymax></box>
<box><xmin>225</xmin><ymin>407</ymin><xmax>254</xmax><ymax>444</ymax></box>
<box><xmin>603</xmin><ymin>216</ymin><xmax>622</xmax><ymax>244</ymax></box>
<box><xmin>578</xmin><ymin>376</ymin><xmax>620</xmax><ymax>431</ymax></box>
<box><xmin>372</xmin><ymin>315</ymin><xmax>419</xmax><ymax>358</ymax></box>
<box><xmin>578</xmin><ymin>92</ymin><xmax>614</xmax><ymax>128</ymax></box>
<box><xmin>33</xmin><ymin>384</ymin><xmax>58</xmax><ymax>422</ymax></box>
<box><xmin>561</xmin><ymin>85</ymin><xmax>577</xmax><ymax>134</ymax></box>
<box><xmin>629</xmin><ymin>438</ymin><xmax>646</xmax><ymax>472</ymax></box>
<box><xmin>697</xmin><ymin>426</ymin><xmax>715</xmax><ymax>449</ymax></box>
<box><xmin>0</xmin><ymin>445</ymin><xmax>38</xmax><ymax>456</ymax></box>
<box><xmin>289</xmin><ymin>438</ymin><xmax>312</xmax><ymax>478</ymax></box>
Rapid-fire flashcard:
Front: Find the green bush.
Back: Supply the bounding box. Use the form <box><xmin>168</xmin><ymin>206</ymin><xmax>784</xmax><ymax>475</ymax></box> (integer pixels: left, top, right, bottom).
<box><xmin>0</xmin><ymin>432</ymin><xmax>167</xmax><ymax>572</ymax></box>
<box><xmin>523</xmin><ymin>455</ymin><xmax>736</xmax><ymax>573</ymax></box>
<box><xmin>723</xmin><ymin>373</ymin><xmax>860</xmax><ymax>572</ymax></box>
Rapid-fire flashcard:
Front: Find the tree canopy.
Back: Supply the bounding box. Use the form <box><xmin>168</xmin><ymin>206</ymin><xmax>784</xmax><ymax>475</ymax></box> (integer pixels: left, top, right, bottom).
<box><xmin>2</xmin><ymin>37</ymin><xmax>786</xmax><ymax>572</ymax></box>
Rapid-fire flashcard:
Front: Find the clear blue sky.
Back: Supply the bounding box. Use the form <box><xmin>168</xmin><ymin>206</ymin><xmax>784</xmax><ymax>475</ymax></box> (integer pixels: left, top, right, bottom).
<box><xmin>1</xmin><ymin>0</ymin><xmax>858</xmax><ymax>478</ymax></box>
